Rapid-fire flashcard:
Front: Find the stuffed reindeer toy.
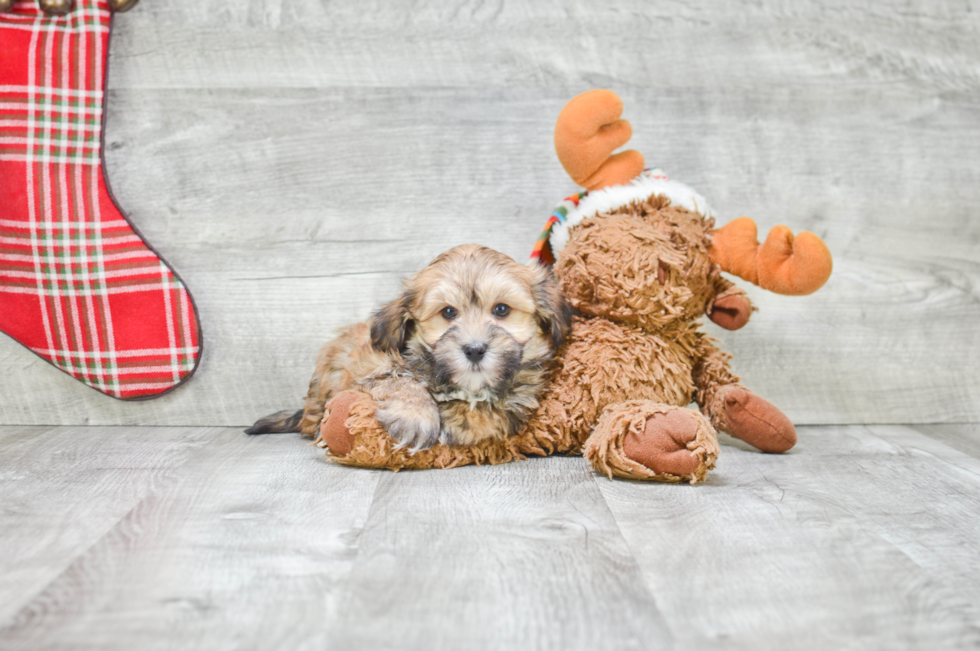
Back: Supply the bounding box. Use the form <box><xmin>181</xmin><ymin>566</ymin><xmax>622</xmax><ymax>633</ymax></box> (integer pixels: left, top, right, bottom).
<box><xmin>285</xmin><ymin>89</ymin><xmax>833</xmax><ymax>483</ymax></box>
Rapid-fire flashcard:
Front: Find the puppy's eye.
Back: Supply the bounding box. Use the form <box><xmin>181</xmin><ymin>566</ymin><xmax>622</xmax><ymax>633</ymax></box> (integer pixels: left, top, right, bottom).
<box><xmin>492</xmin><ymin>303</ymin><xmax>511</xmax><ymax>318</ymax></box>
<box><xmin>441</xmin><ymin>306</ymin><xmax>458</xmax><ymax>321</ymax></box>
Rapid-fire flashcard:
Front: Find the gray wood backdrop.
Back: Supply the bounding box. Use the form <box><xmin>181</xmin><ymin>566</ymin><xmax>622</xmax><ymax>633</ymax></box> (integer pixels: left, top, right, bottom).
<box><xmin>1</xmin><ymin>0</ymin><xmax>978</xmax><ymax>427</ymax></box>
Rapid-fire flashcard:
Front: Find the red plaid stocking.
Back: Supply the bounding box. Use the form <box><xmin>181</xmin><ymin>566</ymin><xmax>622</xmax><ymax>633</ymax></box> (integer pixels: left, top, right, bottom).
<box><xmin>0</xmin><ymin>0</ymin><xmax>202</xmax><ymax>399</ymax></box>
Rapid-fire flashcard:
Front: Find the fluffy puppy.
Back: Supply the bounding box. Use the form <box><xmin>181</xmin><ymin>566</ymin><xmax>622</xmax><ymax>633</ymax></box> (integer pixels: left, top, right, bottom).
<box><xmin>247</xmin><ymin>244</ymin><xmax>572</xmax><ymax>451</ymax></box>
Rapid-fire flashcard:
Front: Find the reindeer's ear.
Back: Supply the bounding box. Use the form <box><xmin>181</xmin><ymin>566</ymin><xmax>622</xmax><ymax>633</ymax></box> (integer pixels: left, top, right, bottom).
<box><xmin>531</xmin><ymin>265</ymin><xmax>573</xmax><ymax>351</ymax></box>
<box><xmin>369</xmin><ymin>291</ymin><xmax>415</xmax><ymax>353</ymax></box>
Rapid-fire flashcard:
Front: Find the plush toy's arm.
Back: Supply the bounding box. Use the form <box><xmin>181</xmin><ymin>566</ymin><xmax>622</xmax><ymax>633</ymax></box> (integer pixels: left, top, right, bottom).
<box><xmin>316</xmin><ymin>390</ymin><xmax>582</xmax><ymax>471</ymax></box>
<box><xmin>706</xmin><ymin>276</ymin><xmax>754</xmax><ymax>331</ymax></box>
<box><xmin>317</xmin><ymin>391</ymin><xmax>526</xmax><ymax>469</ymax></box>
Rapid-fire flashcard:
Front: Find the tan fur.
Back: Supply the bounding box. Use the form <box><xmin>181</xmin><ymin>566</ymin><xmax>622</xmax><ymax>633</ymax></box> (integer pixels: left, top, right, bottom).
<box><xmin>299</xmin><ymin>322</ymin><xmax>376</xmax><ymax>436</ymax></box>
<box><xmin>556</xmin><ymin>195</ymin><xmax>720</xmax><ymax>331</ymax></box>
<box><xmin>297</xmin><ymin>244</ymin><xmax>570</xmax><ymax>449</ymax></box>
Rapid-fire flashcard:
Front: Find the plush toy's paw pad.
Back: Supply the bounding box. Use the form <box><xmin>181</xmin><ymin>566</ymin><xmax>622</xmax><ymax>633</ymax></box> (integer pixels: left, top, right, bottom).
<box><xmin>318</xmin><ymin>391</ymin><xmax>360</xmax><ymax>456</ymax></box>
<box><xmin>722</xmin><ymin>387</ymin><xmax>796</xmax><ymax>452</ymax></box>
<box><xmin>623</xmin><ymin>410</ymin><xmax>702</xmax><ymax>476</ymax></box>
<box><xmin>708</xmin><ymin>292</ymin><xmax>752</xmax><ymax>330</ymax></box>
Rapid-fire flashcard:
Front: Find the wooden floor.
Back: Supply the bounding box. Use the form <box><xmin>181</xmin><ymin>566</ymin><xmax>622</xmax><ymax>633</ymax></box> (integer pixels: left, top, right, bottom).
<box><xmin>1</xmin><ymin>423</ymin><xmax>979</xmax><ymax>650</ymax></box>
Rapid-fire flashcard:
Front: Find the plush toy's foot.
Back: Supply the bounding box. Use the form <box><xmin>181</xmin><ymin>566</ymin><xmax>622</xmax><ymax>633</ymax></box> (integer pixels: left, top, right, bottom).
<box><xmin>584</xmin><ymin>401</ymin><xmax>719</xmax><ymax>483</ymax></box>
<box><xmin>317</xmin><ymin>391</ymin><xmax>360</xmax><ymax>456</ymax></box>
<box><xmin>719</xmin><ymin>386</ymin><xmax>796</xmax><ymax>453</ymax></box>
<box><xmin>625</xmin><ymin>410</ymin><xmax>703</xmax><ymax>476</ymax></box>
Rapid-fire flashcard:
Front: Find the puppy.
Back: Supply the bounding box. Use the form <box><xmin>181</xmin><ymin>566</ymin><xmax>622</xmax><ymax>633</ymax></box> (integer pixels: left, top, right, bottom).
<box><xmin>247</xmin><ymin>244</ymin><xmax>572</xmax><ymax>450</ymax></box>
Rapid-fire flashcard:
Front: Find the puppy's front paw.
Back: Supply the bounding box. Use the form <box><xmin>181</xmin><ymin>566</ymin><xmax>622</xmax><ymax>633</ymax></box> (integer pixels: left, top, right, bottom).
<box><xmin>375</xmin><ymin>400</ymin><xmax>441</xmax><ymax>451</ymax></box>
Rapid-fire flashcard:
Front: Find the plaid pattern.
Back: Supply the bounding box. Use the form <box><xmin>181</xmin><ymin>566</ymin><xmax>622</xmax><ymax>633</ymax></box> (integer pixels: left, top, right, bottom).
<box><xmin>0</xmin><ymin>0</ymin><xmax>201</xmax><ymax>399</ymax></box>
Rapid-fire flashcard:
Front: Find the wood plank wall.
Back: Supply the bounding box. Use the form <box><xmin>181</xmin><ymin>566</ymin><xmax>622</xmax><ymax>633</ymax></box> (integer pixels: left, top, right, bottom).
<box><xmin>1</xmin><ymin>0</ymin><xmax>977</xmax><ymax>426</ymax></box>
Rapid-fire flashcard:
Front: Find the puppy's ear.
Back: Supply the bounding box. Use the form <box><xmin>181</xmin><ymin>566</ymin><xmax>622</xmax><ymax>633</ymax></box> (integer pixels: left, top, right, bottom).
<box><xmin>532</xmin><ymin>265</ymin><xmax>573</xmax><ymax>351</ymax></box>
<box><xmin>370</xmin><ymin>291</ymin><xmax>415</xmax><ymax>353</ymax></box>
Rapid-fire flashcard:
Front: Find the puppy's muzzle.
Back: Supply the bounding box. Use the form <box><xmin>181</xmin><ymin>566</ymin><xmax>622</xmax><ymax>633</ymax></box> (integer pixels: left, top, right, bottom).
<box><xmin>462</xmin><ymin>342</ymin><xmax>488</xmax><ymax>364</ymax></box>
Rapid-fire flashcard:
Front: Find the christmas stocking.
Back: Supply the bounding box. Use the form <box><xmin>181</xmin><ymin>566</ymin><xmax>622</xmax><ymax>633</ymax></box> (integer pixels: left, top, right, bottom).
<box><xmin>0</xmin><ymin>0</ymin><xmax>202</xmax><ymax>399</ymax></box>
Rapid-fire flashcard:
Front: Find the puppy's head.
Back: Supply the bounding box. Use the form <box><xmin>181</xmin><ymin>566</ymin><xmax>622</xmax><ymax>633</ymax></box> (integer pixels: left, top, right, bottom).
<box><xmin>370</xmin><ymin>244</ymin><xmax>571</xmax><ymax>394</ymax></box>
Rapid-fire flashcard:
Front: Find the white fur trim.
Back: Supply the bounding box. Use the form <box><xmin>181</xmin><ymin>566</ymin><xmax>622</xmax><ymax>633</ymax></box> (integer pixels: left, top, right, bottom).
<box><xmin>549</xmin><ymin>169</ymin><xmax>715</xmax><ymax>255</ymax></box>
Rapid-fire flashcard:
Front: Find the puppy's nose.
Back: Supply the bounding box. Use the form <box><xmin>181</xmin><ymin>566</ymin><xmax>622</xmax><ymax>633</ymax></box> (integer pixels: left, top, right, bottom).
<box><xmin>462</xmin><ymin>343</ymin><xmax>488</xmax><ymax>363</ymax></box>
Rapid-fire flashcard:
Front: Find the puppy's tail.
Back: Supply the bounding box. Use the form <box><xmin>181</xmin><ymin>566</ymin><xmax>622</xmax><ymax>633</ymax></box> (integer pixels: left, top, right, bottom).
<box><xmin>245</xmin><ymin>409</ymin><xmax>303</xmax><ymax>435</ymax></box>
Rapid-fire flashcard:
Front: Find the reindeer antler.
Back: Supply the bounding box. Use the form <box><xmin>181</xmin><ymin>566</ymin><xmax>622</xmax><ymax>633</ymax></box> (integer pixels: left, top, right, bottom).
<box><xmin>710</xmin><ymin>217</ymin><xmax>833</xmax><ymax>295</ymax></box>
<box><xmin>554</xmin><ymin>90</ymin><xmax>645</xmax><ymax>191</ymax></box>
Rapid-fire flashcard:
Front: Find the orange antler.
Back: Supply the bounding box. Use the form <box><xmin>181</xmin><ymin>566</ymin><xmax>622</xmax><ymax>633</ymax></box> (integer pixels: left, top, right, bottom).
<box><xmin>554</xmin><ymin>90</ymin><xmax>645</xmax><ymax>191</ymax></box>
<box><xmin>710</xmin><ymin>217</ymin><xmax>833</xmax><ymax>295</ymax></box>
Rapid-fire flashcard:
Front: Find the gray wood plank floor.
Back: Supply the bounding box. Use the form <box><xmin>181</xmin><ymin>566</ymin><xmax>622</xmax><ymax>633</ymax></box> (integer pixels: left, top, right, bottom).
<box><xmin>1</xmin><ymin>423</ymin><xmax>978</xmax><ymax>650</ymax></box>
<box><xmin>1</xmin><ymin>0</ymin><xmax>979</xmax><ymax>426</ymax></box>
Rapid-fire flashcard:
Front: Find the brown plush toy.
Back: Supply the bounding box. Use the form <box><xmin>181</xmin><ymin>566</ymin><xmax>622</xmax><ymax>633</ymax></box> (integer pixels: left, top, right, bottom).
<box><xmin>308</xmin><ymin>90</ymin><xmax>833</xmax><ymax>483</ymax></box>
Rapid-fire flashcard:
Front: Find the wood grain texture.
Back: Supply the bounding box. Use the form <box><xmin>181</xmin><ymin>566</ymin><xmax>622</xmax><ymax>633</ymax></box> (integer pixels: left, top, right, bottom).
<box><xmin>0</xmin><ymin>427</ymin><xmax>381</xmax><ymax>651</ymax></box>
<box><xmin>0</xmin><ymin>425</ymin><xmax>213</xmax><ymax>625</ymax></box>
<box><xmin>1</xmin><ymin>0</ymin><xmax>978</xmax><ymax>425</ymax></box>
<box><xmin>329</xmin><ymin>457</ymin><xmax>673</xmax><ymax>651</ymax></box>
<box><xmin>597</xmin><ymin>424</ymin><xmax>980</xmax><ymax>650</ymax></box>
<box><xmin>2</xmin><ymin>423</ymin><xmax>979</xmax><ymax>649</ymax></box>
